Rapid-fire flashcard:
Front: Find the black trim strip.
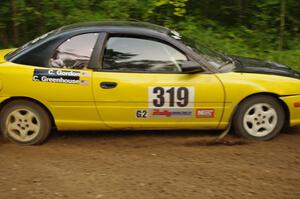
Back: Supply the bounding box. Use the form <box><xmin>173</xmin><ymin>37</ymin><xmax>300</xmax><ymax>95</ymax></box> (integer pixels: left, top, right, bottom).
<box><xmin>89</xmin><ymin>32</ymin><xmax>108</xmax><ymax>70</ymax></box>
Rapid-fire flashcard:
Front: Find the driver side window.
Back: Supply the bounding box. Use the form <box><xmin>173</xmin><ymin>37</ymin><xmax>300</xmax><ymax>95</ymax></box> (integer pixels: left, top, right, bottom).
<box><xmin>50</xmin><ymin>33</ymin><xmax>99</xmax><ymax>69</ymax></box>
<box><xmin>103</xmin><ymin>37</ymin><xmax>188</xmax><ymax>73</ymax></box>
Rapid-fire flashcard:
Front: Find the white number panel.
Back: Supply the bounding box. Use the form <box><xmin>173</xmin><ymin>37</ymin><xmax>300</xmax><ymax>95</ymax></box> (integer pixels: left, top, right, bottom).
<box><xmin>148</xmin><ymin>86</ymin><xmax>195</xmax><ymax>108</ymax></box>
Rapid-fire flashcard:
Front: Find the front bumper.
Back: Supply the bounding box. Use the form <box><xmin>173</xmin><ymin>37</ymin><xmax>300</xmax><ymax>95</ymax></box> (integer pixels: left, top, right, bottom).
<box><xmin>280</xmin><ymin>95</ymin><xmax>300</xmax><ymax>127</ymax></box>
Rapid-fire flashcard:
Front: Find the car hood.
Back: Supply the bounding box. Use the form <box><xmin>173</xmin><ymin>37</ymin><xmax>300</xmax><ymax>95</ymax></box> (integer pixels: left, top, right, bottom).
<box><xmin>230</xmin><ymin>55</ymin><xmax>300</xmax><ymax>79</ymax></box>
<box><xmin>0</xmin><ymin>48</ymin><xmax>16</xmax><ymax>64</ymax></box>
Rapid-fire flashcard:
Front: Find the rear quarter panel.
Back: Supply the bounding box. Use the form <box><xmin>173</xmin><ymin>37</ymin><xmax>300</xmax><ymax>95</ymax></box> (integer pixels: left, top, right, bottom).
<box><xmin>0</xmin><ymin>62</ymin><xmax>107</xmax><ymax>130</ymax></box>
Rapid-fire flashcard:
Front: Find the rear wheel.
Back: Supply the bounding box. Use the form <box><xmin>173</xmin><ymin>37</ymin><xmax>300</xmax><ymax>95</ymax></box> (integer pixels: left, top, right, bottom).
<box><xmin>0</xmin><ymin>100</ymin><xmax>51</xmax><ymax>145</ymax></box>
<box><xmin>233</xmin><ymin>96</ymin><xmax>285</xmax><ymax>141</ymax></box>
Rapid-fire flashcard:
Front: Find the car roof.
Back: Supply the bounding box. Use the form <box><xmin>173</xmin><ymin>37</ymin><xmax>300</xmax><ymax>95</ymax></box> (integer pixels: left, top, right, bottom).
<box><xmin>57</xmin><ymin>21</ymin><xmax>171</xmax><ymax>35</ymax></box>
<box><xmin>7</xmin><ymin>21</ymin><xmax>219</xmax><ymax>74</ymax></box>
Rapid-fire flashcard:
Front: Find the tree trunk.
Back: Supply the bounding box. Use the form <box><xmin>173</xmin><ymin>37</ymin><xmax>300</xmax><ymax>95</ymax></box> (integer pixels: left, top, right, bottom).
<box><xmin>0</xmin><ymin>27</ymin><xmax>8</xmax><ymax>48</ymax></box>
<box><xmin>28</xmin><ymin>0</ymin><xmax>46</xmax><ymax>36</ymax></box>
<box><xmin>11</xmin><ymin>0</ymin><xmax>19</xmax><ymax>46</ymax></box>
<box><xmin>278</xmin><ymin>0</ymin><xmax>286</xmax><ymax>50</ymax></box>
<box><xmin>1</xmin><ymin>29</ymin><xmax>9</xmax><ymax>48</ymax></box>
<box><xmin>237</xmin><ymin>0</ymin><xmax>243</xmax><ymax>24</ymax></box>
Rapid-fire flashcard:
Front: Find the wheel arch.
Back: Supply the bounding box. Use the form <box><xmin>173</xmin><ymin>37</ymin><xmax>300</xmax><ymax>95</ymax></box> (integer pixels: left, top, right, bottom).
<box><xmin>0</xmin><ymin>97</ymin><xmax>56</xmax><ymax>129</ymax></box>
<box><xmin>229</xmin><ymin>92</ymin><xmax>290</xmax><ymax>129</ymax></box>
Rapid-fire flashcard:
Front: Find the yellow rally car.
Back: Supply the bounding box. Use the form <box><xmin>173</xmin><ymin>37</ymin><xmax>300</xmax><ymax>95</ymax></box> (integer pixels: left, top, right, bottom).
<box><xmin>0</xmin><ymin>21</ymin><xmax>300</xmax><ymax>145</ymax></box>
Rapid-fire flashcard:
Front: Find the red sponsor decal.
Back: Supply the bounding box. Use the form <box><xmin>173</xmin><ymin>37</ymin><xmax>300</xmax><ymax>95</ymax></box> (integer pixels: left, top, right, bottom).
<box><xmin>294</xmin><ymin>102</ymin><xmax>300</xmax><ymax>108</ymax></box>
<box><xmin>196</xmin><ymin>109</ymin><xmax>215</xmax><ymax>118</ymax></box>
<box><xmin>152</xmin><ymin>109</ymin><xmax>172</xmax><ymax>117</ymax></box>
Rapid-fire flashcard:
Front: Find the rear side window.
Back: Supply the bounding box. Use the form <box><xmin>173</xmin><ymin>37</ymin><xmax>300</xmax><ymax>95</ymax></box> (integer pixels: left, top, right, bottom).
<box><xmin>103</xmin><ymin>37</ymin><xmax>188</xmax><ymax>72</ymax></box>
<box><xmin>50</xmin><ymin>33</ymin><xmax>99</xmax><ymax>69</ymax></box>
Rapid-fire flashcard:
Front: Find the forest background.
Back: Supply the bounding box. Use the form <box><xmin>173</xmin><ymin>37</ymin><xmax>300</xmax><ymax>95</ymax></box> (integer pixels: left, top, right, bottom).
<box><xmin>0</xmin><ymin>0</ymin><xmax>299</xmax><ymax>71</ymax></box>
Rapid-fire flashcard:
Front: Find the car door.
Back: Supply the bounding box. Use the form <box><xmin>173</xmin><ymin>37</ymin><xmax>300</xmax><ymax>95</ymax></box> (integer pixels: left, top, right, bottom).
<box><xmin>92</xmin><ymin>35</ymin><xmax>225</xmax><ymax>129</ymax></box>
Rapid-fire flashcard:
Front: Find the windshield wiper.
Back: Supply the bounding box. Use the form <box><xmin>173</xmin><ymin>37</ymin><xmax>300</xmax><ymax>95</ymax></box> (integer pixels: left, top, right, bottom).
<box><xmin>218</xmin><ymin>60</ymin><xmax>232</xmax><ymax>69</ymax></box>
<box><xmin>218</xmin><ymin>54</ymin><xmax>239</xmax><ymax>69</ymax></box>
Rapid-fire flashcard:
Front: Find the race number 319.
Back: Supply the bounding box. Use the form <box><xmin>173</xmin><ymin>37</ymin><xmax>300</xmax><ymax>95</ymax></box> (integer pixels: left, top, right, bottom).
<box><xmin>148</xmin><ymin>86</ymin><xmax>194</xmax><ymax>108</ymax></box>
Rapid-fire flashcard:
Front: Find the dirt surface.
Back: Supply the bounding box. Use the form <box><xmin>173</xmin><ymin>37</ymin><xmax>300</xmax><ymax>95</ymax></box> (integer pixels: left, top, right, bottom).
<box><xmin>0</xmin><ymin>128</ymin><xmax>300</xmax><ymax>199</ymax></box>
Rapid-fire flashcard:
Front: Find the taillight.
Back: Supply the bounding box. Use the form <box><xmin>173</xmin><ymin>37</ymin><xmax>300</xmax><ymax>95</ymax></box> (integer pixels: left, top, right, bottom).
<box><xmin>295</xmin><ymin>102</ymin><xmax>300</xmax><ymax>108</ymax></box>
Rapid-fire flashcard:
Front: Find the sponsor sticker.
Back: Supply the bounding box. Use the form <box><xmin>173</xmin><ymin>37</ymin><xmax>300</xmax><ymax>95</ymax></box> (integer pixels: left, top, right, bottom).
<box><xmin>149</xmin><ymin>86</ymin><xmax>194</xmax><ymax>118</ymax></box>
<box><xmin>150</xmin><ymin>108</ymin><xmax>193</xmax><ymax>118</ymax></box>
<box><xmin>32</xmin><ymin>69</ymin><xmax>89</xmax><ymax>86</ymax></box>
<box><xmin>152</xmin><ymin>109</ymin><xmax>172</xmax><ymax>117</ymax></box>
<box><xmin>148</xmin><ymin>86</ymin><xmax>194</xmax><ymax>108</ymax></box>
<box><xmin>196</xmin><ymin>109</ymin><xmax>215</xmax><ymax>118</ymax></box>
<box><xmin>81</xmin><ymin>71</ymin><xmax>91</xmax><ymax>77</ymax></box>
<box><xmin>136</xmin><ymin>110</ymin><xmax>148</xmax><ymax>118</ymax></box>
<box><xmin>135</xmin><ymin>86</ymin><xmax>195</xmax><ymax>119</ymax></box>
<box><xmin>80</xmin><ymin>80</ymin><xmax>90</xmax><ymax>86</ymax></box>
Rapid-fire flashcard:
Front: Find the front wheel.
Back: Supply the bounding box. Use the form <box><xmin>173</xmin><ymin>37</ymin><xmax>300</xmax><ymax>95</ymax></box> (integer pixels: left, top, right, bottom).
<box><xmin>233</xmin><ymin>96</ymin><xmax>285</xmax><ymax>141</ymax></box>
<box><xmin>0</xmin><ymin>100</ymin><xmax>51</xmax><ymax>145</ymax></box>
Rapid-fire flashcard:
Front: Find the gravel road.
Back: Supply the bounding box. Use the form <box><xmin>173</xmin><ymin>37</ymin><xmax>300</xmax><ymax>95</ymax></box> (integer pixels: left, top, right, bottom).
<box><xmin>0</xmin><ymin>128</ymin><xmax>299</xmax><ymax>199</ymax></box>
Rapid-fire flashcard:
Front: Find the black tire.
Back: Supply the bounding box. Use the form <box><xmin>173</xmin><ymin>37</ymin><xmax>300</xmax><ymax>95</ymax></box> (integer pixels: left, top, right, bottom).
<box><xmin>0</xmin><ymin>100</ymin><xmax>51</xmax><ymax>145</ymax></box>
<box><xmin>233</xmin><ymin>95</ymin><xmax>285</xmax><ymax>141</ymax></box>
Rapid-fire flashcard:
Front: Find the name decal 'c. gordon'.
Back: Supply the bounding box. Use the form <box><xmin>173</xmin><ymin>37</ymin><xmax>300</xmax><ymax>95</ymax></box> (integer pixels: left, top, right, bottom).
<box><xmin>32</xmin><ymin>69</ymin><xmax>83</xmax><ymax>85</ymax></box>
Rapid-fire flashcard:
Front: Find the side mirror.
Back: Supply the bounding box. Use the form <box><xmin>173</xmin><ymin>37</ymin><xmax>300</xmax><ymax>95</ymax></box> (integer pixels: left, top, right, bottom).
<box><xmin>180</xmin><ymin>61</ymin><xmax>204</xmax><ymax>74</ymax></box>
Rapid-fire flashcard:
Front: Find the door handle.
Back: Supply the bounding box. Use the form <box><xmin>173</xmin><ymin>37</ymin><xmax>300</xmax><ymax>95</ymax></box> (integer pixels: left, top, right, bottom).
<box><xmin>100</xmin><ymin>82</ymin><xmax>118</xmax><ymax>89</ymax></box>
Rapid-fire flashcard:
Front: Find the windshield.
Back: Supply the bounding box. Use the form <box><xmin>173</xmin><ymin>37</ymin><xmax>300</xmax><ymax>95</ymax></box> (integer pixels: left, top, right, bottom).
<box><xmin>169</xmin><ymin>31</ymin><xmax>230</xmax><ymax>69</ymax></box>
<box><xmin>5</xmin><ymin>29</ymin><xmax>57</xmax><ymax>60</ymax></box>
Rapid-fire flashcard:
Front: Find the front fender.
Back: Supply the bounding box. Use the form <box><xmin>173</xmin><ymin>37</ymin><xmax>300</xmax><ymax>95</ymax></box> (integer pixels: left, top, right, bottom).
<box><xmin>216</xmin><ymin>72</ymin><xmax>300</xmax><ymax>128</ymax></box>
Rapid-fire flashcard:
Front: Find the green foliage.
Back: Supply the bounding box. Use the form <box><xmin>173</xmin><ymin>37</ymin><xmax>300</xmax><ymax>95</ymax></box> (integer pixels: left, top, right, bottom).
<box><xmin>151</xmin><ymin>0</ymin><xmax>188</xmax><ymax>16</ymax></box>
<box><xmin>0</xmin><ymin>0</ymin><xmax>299</xmax><ymax>71</ymax></box>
